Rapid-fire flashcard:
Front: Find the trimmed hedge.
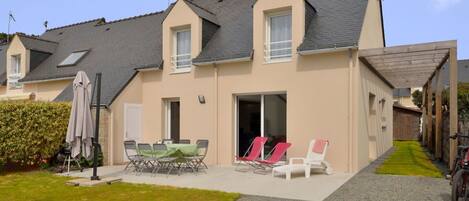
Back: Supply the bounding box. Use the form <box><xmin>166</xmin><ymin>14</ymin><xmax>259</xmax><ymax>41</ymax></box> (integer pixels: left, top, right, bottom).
<box><xmin>0</xmin><ymin>101</ymin><xmax>70</xmax><ymax>168</ymax></box>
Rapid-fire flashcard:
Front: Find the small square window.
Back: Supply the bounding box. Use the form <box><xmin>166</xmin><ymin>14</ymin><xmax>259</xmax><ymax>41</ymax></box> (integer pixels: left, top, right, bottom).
<box><xmin>58</xmin><ymin>50</ymin><xmax>89</xmax><ymax>67</ymax></box>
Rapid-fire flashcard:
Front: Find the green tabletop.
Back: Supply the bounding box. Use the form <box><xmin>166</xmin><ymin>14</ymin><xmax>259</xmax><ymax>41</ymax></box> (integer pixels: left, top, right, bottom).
<box><xmin>140</xmin><ymin>144</ymin><xmax>198</xmax><ymax>159</ymax></box>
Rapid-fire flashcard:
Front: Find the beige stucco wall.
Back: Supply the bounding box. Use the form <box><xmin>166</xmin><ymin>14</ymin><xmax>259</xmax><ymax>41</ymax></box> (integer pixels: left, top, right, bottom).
<box><xmin>135</xmin><ymin>0</ymin><xmax>354</xmax><ymax>172</ymax></box>
<box><xmin>109</xmin><ymin>73</ymin><xmax>143</xmax><ymax>165</ymax></box>
<box><xmin>358</xmin><ymin>0</ymin><xmax>384</xmax><ymax>49</ymax></box>
<box><xmin>355</xmin><ymin>61</ymin><xmax>393</xmax><ymax>170</ymax></box>
<box><xmin>22</xmin><ymin>80</ymin><xmax>72</xmax><ymax>101</ymax></box>
<box><xmin>110</xmin><ymin>0</ymin><xmax>392</xmax><ymax>173</ymax></box>
<box><xmin>354</xmin><ymin>0</ymin><xmax>391</xmax><ymax>170</ymax></box>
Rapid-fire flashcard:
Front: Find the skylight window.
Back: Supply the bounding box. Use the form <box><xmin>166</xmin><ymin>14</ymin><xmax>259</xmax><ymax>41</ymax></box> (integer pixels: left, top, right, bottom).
<box><xmin>58</xmin><ymin>50</ymin><xmax>89</xmax><ymax>67</ymax></box>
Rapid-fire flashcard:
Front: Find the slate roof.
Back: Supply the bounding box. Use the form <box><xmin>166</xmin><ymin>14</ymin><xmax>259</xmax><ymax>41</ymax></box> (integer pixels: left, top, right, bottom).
<box><xmin>17</xmin><ymin>34</ymin><xmax>58</xmax><ymax>53</ymax></box>
<box><xmin>190</xmin><ymin>0</ymin><xmax>254</xmax><ymax>63</ymax></box>
<box><xmin>298</xmin><ymin>0</ymin><xmax>368</xmax><ymax>51</ymax></box>
<box><xmin>20</xmin><ymin>12</ymin><xmax>166</xmax><ymax>106</ymax></box>
<box><xmin>184</xmin><ymin>0</ymin><xmax>219</xmax><ymax>25</ymax></box>
<box><xmin>0</xmin><ymin>43</ymin><xmax>7</xmax><ymax>85</ymax></box>
<box><xmin>192</xmin><ymin>0</ymin><xmax>369</xmax><ymax>63</ymax></box>
<box><xmin>9</xmin><ymin>0</ymin><xmax>370</xmax><ymax>104</ymax></box>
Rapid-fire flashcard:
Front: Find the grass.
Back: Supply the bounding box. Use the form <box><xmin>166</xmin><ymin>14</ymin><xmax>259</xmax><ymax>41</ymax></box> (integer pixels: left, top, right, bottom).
<box><xmin>375</xmin><ymin>141</ymin><xmax>443</xmax><ymax>178</ymax></box>
<box><xmin>0</xmin><ymin>171</ymin><xmax>240</xmax><ymax>201</ymax></box>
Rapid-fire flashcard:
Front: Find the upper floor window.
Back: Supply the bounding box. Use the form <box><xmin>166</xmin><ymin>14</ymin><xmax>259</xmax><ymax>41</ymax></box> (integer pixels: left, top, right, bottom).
<box><xmin>265</xmin><ymin>11</ymin><xmax>292</xmax><ymax>62</ymax></box>
<box><xmin>58</xmin><ymin>50</ymin><xmax>89</xmax><ymax>67</ymax></box>
<box><xmin>171</xmin><ymin>29</ymin><xmax>191</xmax><ymax>71</ymax></box>
<box><xmin>10</xmin><ymin>55</ymin><xmax>21</xmax><ymax>76</ymax></box>
<box><xmin>9</xmin><ymin>55</ymin><xmax>22</xmax><ymax>89</ymax></box>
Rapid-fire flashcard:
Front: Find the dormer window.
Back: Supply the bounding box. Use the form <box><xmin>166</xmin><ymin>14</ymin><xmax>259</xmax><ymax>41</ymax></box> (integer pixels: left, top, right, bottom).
<box><xmin>171</xmin><ymin>29</ymin><xmax>191</xmax><ymax>72</ymax></box>
<box><xmin>265</xmin><ymin>11</ymin><xmax>292</xmax><ymax>62</ymax></box>
<box><xmin>58</xmin><ymin>50</ymin><xmax>89</xmax><ymax>67</ymax></box>
<box><xmin>9</xmin><ymin>55</ymin><xmax>22</xmax><ymax>89</ymax></box>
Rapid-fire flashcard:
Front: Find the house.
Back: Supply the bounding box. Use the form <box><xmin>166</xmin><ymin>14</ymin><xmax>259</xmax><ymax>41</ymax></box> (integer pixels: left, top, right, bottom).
<box><xmin>393</xmin><ymin>59</ymin><xmax>469</xmax><ymax>109</ymax></box>
<box><xmin>393</xmin><ymin>88</ymin><xmax>421</xmax><ymax>109</ymax></box>
<box><xmin>0</xmin><ymin>0</ymin><xmax>393</xmax><ymax>173</ymax></box>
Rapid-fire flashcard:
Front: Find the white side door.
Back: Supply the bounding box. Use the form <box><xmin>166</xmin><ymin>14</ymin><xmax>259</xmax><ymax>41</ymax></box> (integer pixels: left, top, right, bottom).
<box><xmin>123</xmin><ymin>104</ymin><xmax>142</xmax><ymax>161</ymax></box>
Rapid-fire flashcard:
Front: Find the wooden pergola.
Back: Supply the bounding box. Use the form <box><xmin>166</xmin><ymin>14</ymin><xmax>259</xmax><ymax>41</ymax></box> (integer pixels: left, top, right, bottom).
<box><xmin>359</xmin><ymin>40</ymin><xmax>458</xmax><ymax>168</ymax></box>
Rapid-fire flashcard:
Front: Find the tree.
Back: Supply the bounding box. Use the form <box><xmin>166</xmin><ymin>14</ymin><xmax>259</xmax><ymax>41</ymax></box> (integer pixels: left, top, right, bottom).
<box><xmin>0</xmin><ymin>33</ymin><xmax>14</xmax><ymax>43</ymax></box>
<box><xmin>412</xmin><ymin>89</ymin><xmax>423</xmax><ymax>108</ymax></box>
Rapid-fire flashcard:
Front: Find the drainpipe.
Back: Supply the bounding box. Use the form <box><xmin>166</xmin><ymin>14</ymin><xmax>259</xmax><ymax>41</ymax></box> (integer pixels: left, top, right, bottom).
<box><xmin>347</xmin><ymin>49</ymin><xmax>353</xmax><ymax>173</ymax></box>
<box><xmin>214</xmin><ymin>63</ymin><xmax>219</xmax><ymax>165</ymax></box>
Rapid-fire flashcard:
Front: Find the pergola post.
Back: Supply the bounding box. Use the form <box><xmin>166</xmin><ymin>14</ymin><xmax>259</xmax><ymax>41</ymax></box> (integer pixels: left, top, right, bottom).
<box><xmin>422</xmin><ymin>85</ymin><xmax>428</xmax><ymax>146</ymax></box>
<box><xmin>427</xmin><ymin>81</ymin><xmax>433</xmax><ymax>149</ymax></box>
<box><xmin>449</xmin><ymin>47</ymin><xmax>458</xmax><ymax>169</ymax></box>
<box><xmin>435</xmin><ymin>69</ymin><xmax>443</xmax><ymax>159</ymax></box>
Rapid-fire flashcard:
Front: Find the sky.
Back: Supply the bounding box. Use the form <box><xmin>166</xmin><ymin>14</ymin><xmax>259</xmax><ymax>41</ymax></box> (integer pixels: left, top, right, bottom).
<box><xmin>1</xmin><ymin>0</ymin><xmax>468</xmax><ymax>59</ymax></box>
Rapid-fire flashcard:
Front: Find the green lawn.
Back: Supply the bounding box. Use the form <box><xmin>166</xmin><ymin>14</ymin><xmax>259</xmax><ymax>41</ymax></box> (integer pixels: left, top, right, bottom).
<box><xmin>375</xmin><ymin>141</ymin><xmax>443</xmax><ymax>178</ymax></box>
<box><xmin>0</xmin><ymin>171</ymin><xmax>240</xmax><ymax>201</ymax></box>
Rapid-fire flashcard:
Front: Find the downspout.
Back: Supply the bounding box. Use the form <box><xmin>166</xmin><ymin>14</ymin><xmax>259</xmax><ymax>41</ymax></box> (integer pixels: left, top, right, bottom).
<box><xmin>109</xmin><ymin>109</ymin><xmax>114</xmax><ymax>166</ymax></box>
<box><xmin>214</xmin><ymin>63</ymin><xmax>219</xmax><ymax>165</ymax></box>
<box><xmin>348</xmin><ymin>48</ymin><xmax>354</xmax><ymax>173</ymax></box>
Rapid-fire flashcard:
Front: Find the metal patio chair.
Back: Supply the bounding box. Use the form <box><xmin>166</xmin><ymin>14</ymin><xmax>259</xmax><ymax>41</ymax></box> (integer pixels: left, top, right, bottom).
<box><xmin>137</xmin><ymin>143</ymin><xmax>157</xmax><ymax>173</ymax></box>
<box><xmin>185</xmin><ymin>139</ymin><xmax>209</xmax><ymax>171</ymax></box>
<box><xmin>178</xmin><ymin>139</ymin><xmax>191</xmax><ymax>144</ymax></box>
<box><xmin>152</xmin><ymin>144</ymin><xmax>178</xmax><ymax>176</ymax></box>
<box><xmin>162</xmin><ymin>139</ymin><xmax>174</xmax><ymax>144</ymax></box>
<box><xmin>123</xmin><ymin>140</ymin><xmax>144</xmax><ymax>172</ymax></box>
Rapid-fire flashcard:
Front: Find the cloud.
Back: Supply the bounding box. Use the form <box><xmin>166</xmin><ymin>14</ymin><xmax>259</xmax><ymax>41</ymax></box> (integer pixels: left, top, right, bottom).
<box><xmin>431</xmin><ymin>0</ymin><xmax>462</xmax><ymax>10</ymax></box>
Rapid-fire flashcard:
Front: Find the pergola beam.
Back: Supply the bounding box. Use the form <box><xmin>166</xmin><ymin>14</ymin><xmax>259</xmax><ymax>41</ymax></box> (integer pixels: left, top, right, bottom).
<box><xmin>365</xmin><ymin>50</ymin><xmax>449</xmax><ymax>61</ymax></box>
<box><xmin>359</xmin><ymin>40</ymin><xmax>457</xmax><ymax>57</ymax></box>
<box><xmin>435</xmin><ymin>68</ymin><xmax>443</xmax><ymax>159</ymax></box>
<box><xmin>367</xmin><ymin>54</ymin><xmax>448</xmax><ymax>65</ymax></box>
<box><xmin>449</xmin><ymin>47</ymin><xmax>458</xmax><ymax>169</ymax></box>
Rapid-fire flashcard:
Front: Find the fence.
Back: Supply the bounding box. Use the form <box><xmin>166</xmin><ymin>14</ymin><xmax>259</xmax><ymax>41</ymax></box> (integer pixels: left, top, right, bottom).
<box><xmin>441</xmin><ymin>113</ymin><xmax>469</xmax><ymax>164</ymax></box>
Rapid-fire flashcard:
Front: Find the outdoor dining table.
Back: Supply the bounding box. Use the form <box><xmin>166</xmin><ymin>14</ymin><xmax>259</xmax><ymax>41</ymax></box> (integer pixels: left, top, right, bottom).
<box><xmin>140</xmin><ymin>144</ymin><xmax>198</xmax><ymax>159</ymax></box>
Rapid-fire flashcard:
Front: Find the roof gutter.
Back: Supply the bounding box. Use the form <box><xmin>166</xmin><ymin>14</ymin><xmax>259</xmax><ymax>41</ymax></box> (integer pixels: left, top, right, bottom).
<box><xmin>193</xmin><ymin>56</ymin><xmax>252</xmax><ymax>66</ymax></box>
<box><xmin>298</xmin><ymin>46</ymin><xmax>358</xmax><ymax>55</ymax></box>
<box><xmin>20</xmin><ymin>76</ymin><xmax>75</xmax><ymax>84</ymax></box>
<box><xmin>135</xmin><ymin>67</ymin><xmax>162</xmax><ymax>72</ymax></box>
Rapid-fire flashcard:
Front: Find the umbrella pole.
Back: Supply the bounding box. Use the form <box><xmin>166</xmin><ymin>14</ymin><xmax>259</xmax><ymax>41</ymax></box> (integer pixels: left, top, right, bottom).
<box><xmin>91</xmin><ymin>73</ymin><xmax>102</xmax><ymax>181</ymax></box>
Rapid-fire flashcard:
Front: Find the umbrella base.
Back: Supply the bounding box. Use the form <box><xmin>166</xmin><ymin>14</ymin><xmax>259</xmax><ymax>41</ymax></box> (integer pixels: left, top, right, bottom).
<box><xmin>66</xmin><ymin>177</ymin><xmax>122</xmax><ymax>187</ymax></box>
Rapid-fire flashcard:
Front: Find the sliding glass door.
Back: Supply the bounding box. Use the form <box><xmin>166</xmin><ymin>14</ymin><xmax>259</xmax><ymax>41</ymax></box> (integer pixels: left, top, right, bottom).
<box><xmin>236</xmin><ymin>94</ymin><xmax>287</xmax><ymax>159</ymax></box>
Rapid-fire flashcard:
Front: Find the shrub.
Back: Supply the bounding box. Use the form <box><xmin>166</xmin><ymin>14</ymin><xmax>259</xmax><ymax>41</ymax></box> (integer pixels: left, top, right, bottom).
<box><xmin>0</xmin><ymin>101</ymin><xmax>71</xmax><ymax>169</ymax></box>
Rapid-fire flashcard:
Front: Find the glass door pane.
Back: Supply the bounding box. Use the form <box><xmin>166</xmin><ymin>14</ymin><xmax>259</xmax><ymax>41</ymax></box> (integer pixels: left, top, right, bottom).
<box><xmin>263</xmin><ymin>94</ymin><xmax>287</xmax><ymax>158</ymax></box>
<box><xmin>237</xmin><ymin>95</ymin><xmax>261</xmax><ymax>157</ymax></box>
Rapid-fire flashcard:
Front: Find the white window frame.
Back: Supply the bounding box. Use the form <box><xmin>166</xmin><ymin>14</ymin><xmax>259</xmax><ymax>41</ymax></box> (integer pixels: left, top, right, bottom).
<box><xmin>171</xmin><ymin>29</ymin><xmax>192</xmax><ymax>73</ymax></box>
<box><xmin>165</xmin><ymin>98</ymin><xmax>180</xmax><ymax>139</ymax></box>
<box><xmin>9</xmin><ymin>55</ymin><xmax>23</xmax><ymax>89</ymax></box>
<box><xmin>58</xmin><ymin>50</ymin><xmax>89</xmax><ymax>67</ymax></box>
<box><xmin>234</xmin><ymin>92</ymin><xmax>288</xmax><ymax>163</ymax></box>
<box><xmin>264</xmin><ymin>10</ymin><xmax>292</xmax><ymax>63</ymax></box>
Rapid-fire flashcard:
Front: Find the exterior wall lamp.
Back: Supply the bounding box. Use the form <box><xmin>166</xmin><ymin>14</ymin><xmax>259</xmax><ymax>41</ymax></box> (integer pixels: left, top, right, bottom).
<box><xmin>198</xmin><ymin>95</ymin><xmax>206</xmax><ymax>104</ymax></box>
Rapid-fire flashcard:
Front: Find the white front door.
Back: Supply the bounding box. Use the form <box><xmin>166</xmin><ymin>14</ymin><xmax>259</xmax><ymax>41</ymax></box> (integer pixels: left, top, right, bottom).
<box><xmin>124</xmin><ymin>104</ymin><xmax>142</xmax><ymax>161</ymax></box>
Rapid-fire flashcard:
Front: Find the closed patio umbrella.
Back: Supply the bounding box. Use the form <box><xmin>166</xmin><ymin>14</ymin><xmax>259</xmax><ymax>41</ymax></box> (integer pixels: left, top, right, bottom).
<box><xmin>66</xmin><ymin>71</ymin><xmax>94</xmax><ymax>158</ymax></box>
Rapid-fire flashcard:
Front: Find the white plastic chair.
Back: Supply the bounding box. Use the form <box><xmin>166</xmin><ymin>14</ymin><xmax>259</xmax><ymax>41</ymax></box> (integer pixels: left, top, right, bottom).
<box><xmin>273</xmin><ymin>139</ymin><xmax>332</xmax><ymax>180</ymax></box>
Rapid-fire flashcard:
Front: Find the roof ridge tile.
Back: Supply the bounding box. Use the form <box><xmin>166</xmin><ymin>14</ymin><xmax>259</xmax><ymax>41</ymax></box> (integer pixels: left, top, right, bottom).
<box><xmin>46</xmin><ymin>18</ymin><xmax>106</xmax><ymax>32</ymax></box>
<box><xmin>98</xmin><ymin>11</ymin><xmax>165</xmax><ymax>26</ymax></box>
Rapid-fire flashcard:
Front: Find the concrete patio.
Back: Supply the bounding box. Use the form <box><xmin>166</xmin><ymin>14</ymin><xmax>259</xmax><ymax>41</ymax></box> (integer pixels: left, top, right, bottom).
<box><xmin>60</xmin><ymin>165</ymin><xmax>354</xmax><ymax>201</ymax></box>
